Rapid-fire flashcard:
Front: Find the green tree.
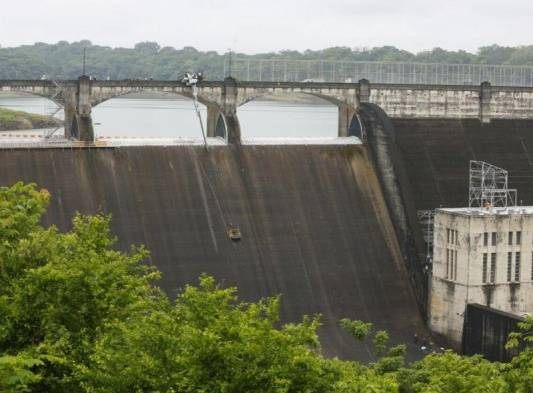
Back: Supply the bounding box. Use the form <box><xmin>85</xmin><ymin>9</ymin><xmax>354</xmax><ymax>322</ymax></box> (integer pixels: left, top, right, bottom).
<box><xmin>340</xmin><ymin>319</ymin><xmax>406</xmax><ymax>375</ymax></box>
<box><xmin>396</xmin><ymin>352</ymin><xmax>508</xmax><ymax>393</ymax></box>
<box><xmin>2</xmin><ymin>41</ymin><xmax>533</xmax><ymax>80</ymax></box>
<box><xmin>1</xmin><ymin>182</ymin><xmax>532</xmax><ymax>392</ymax></box>
<box><xmin>0</xmin><ymin>355</ymin><xmax>43</xmax><ymax>392</ymax></box>
<box><xmin>503</xmin><ymin>316</ymin><xmax>533</xmax><ymax>393</ymax></box>
<box><xmin>0</xmin><ymin>182</ymin><xmax>165</xmax><ymax>391</ymax></box>
<box><xmin>82</xmin><ymin>276</ymin><xmax>337</xmax><ymax>392</ymax></box>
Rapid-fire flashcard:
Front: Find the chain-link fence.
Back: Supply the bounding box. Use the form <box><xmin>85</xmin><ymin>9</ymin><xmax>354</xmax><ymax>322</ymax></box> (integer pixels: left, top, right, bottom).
<box><xmin>223</xmin><ymin>59</ymin><xmax>533</xmax><ymax>86</ymax></box>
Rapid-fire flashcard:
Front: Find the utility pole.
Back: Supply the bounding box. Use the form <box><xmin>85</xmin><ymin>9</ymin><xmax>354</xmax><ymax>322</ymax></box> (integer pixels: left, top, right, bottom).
<box><xmin>228</xmin><ymin>48</ymin><xmax>232</xmax><ymax>78</ymax></box>
<box><xmin>82</xmin><ymin>48</ymin><xmax>86</xmax><ymax>76</ymax></box>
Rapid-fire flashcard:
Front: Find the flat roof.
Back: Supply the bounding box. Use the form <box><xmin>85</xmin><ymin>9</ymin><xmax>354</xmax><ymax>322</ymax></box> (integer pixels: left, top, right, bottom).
<box><xmin>437</xmin><ymin>206</ymin><xmax>533</xmax><ymax>217</ymax></box>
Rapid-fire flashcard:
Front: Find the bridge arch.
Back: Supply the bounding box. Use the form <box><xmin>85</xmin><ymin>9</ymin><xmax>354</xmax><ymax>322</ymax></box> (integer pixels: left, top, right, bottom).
<box><xmin>90</xmin><ymin>89</ymin><xmax>215</xmax><ymax>108</ymax></box>
<box><xmin>90</xmin><ymin>90</ymin><xmax>224</xmax><ymax>140</ymax></box>
<box><xmin>237</xmin><ymin>92</ymin><xmax>339</xmax><ymax>140</ymax></box>
<box><xmin>0</xmin><ymin>90</ymin><xmax>66</xmax><ymax>136</ymax></box>
<box><xmin>0</xmin><ymin>89</ymin><xmax>65</xmax><ymax>109</ymax></box>
<box><xmin>348</xmin><ymin>112</ymin><xmax>365</xmax><ymax>141</ymax></box>
<box><xmin>236</xmin><ymin>89</ymin><xmax>350</xmax><ymax>108</ymax></box>
<box><xmin>214</xmin><ymin>111</ymin><xmax>229</xmax><ymax>139</ymax></box>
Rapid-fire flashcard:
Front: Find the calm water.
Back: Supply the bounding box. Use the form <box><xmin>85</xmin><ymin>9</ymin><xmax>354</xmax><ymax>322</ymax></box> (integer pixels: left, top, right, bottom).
<box><xmin>0</xmin><ymin>95</ymin><xmax>338</xmax><ymax>139</ymax></box>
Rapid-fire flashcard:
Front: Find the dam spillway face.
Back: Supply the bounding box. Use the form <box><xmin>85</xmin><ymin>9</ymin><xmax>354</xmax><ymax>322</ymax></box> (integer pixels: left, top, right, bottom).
<box><xmin>394</xmin><ymin>118</ymin><xmax>533</xmax><ymax>210</ymax></box>
<box><xmin>0</xmin><ymin>144</ymin><xmax>426</xmax><ymax>360</ymax></box>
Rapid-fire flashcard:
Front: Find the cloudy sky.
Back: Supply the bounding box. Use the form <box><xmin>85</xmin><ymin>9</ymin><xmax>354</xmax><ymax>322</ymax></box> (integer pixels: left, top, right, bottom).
<box><xmin>1</xmin><ymin>0</ymin><xmax>531</xmax><ymax>53</ymax></box>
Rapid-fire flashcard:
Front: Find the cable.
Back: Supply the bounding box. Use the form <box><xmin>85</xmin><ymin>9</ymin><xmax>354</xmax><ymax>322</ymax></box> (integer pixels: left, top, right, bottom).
<box><xmin>191</xmin><ymin>85</ymin><xmax>208</xmax><ymax>151</ymax></box>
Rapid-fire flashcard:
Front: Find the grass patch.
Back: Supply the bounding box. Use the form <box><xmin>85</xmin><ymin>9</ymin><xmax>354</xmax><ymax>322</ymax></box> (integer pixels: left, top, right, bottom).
<box><xmin>0</xmin><ymin>107</ymin><xmax>62</xmax><ymax>131</ymax></box>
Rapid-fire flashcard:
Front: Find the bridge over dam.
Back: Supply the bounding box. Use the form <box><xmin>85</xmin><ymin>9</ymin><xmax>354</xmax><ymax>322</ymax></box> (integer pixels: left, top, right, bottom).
<box><xmin>3</xmin><ymin>77</ymin><xmax>533</xmax><ymax>359</ymax></box>
<box><xmin>3</xmin><ymin>77</ymin><xmax>533</xmax><ymax>142</ymax></box>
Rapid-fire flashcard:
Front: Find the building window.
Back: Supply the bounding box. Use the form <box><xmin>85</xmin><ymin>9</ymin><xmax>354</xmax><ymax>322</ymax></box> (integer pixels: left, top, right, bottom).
<box><xmin>482</xmin><ymin>253</ymin><xmax>488</xmax><ymax>283</ymax></box>
<box><xmin>508</xmin><ymin>231</ymin><xmax>513</xmax><ymax>245</ymax></box>
<box><xmin>492</xmin><ymin>232</ymin><xmax>497</xmax><ymax>246</ymax></box>
<box><xmin>447</xmin><ymin>229</ymin><xmax>458</xmax><ymax>245</ymax></box>
<box><xmin>455</xmin><ymin>230</ymin><xmax>458</xmax><ymax>245</ymax></box>
<box><xmin>454</xmin><ymin>250</ymin><xmax>458</xmax><ymax>280</ymax></box>
<box><xmin>490</xmin><ymin>253</ymin><xmax>496</xmax><ymax>283</ymax></box>
<box><xmin>446</xmin><ymin>249</ymin><xmax>450</xmax><ymax>279</ymax></box>
<box><xmin>507</xmin><ymin>252</ymin><xmax>513</xmax><ymax>282</ymax></box>
<box><xmin>483</xmin><ymin>232</ymin><xmax>488</xmax><ymax>246</ymax></box>
<box><xmin>515</xmin><ymin>252</ymin><xmax>521</xmax><ymax>281</ymax></box>
<box><xmin>450</xmin><ymin>249</ymin><xmax>455</xmax><ymax>280</ymax></box>
<box><xmin>516</xmin><ymin>231</ymin><xmax>521</xmax><ymax>245</ymax></box>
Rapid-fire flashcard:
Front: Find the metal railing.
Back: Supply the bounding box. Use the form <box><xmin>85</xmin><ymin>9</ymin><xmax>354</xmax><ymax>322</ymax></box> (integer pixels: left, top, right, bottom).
<box><xmin>224</xmin><ymin>58</ymin><xmax>533</xmax><ymax>86</ymax></box>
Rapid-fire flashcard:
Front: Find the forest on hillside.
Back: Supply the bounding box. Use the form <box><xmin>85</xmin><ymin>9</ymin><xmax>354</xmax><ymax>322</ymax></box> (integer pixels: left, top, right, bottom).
<box><xmin>1</xmin><ymin>41</ymin><xmax>533</xmax><ymax>80</ymax></box>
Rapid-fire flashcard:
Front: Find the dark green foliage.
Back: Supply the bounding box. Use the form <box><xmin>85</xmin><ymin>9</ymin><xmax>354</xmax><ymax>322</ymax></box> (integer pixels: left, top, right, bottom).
<box><xmin>339</xmin><ymin>319</ymin><xmax>406</xmax><ymax>375</ymax></box>
<box><xmin>396</xmin><ymin>352</ymin><xmax>509</xmax><ymax>393</ymax></box>
<box><xmin>0</xmin><ymin>182</ymin><xmax>165</xmax><ymax>391</ymax></box>
<box><xmin>2</xmin><ymin>41</ymin><xmax>533</xmax><ymax>80</ymax></box>
<box><xmin>0</xmin><ymin>182</ymin><xmax>532</xmax><ymax>392</ymax></box>
<box><xmin>503</xmin><ymin>316</ymin><xmax>533</xmax><ymax>393</ymax></box>
<box><xmin>339</xmin><ymin>319</ymin><xmax>373</xmax><ymax>341</ymax></box>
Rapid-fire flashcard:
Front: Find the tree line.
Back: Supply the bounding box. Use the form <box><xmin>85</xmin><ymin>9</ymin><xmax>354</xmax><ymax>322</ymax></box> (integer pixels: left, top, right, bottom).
<box><xmin>0</xmin><ymin>182</ymin><xmax>532</xmax><ymax>392</ymax></box>
<box><xmin>1</xmin><ymin>41</ymin><xmax>533</xmax><ymax>80</ymax></box>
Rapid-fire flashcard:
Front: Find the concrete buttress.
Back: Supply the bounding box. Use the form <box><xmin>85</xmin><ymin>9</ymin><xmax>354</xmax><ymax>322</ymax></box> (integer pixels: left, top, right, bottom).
<box><xmin>338</xmin><ymin>104</ymin><xmax>357</xmax><ymax>137</ymax></box>
<box><xmin>222</xmin><ymin>77</ymin><xmax>241</xmax><ymax>144</ymax></box>
<box><xmin>62</xmin><ymin>76</ymin><xmax>95</xmax><ymax>141</ymax></box>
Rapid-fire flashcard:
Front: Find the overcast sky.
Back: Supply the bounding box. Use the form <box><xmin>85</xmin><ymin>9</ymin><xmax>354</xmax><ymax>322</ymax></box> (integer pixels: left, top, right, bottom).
<box><xmin>1</xmin><ymin>0</ymin><xmax>531</xmax><ymax>54</ymax></box>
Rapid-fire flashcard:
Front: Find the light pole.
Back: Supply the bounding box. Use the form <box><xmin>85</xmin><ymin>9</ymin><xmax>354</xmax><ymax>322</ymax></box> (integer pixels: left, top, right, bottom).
<box><xmin>227</xmin><ymin>48</ymin><xmax>233</xmax><ymax>78</ymax></box>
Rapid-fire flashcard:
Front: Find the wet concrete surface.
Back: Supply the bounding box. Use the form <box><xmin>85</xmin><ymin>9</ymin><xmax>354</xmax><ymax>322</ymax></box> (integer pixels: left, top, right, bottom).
<box><xmin>0</xmin><ymin>144</ymin><xmax>426</xmax><ymax>360</ymax></box>
<box><xmin>393</xmin><ymin>119</ymin><xmax>533</xmax><ymax>210</ymax></box>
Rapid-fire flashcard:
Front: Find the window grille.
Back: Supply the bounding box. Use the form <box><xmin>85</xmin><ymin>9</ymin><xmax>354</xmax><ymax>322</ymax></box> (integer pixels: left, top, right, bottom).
<box><xmin>490</xmin><ymin>253</ymin><xmax>496</xmax><ymax>283</ymax></box>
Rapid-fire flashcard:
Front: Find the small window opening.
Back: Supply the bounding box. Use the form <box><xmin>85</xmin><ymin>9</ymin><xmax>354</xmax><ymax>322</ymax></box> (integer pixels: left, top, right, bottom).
<box><xmin>482</xmin><ymin>253</ymin><xmax>488</xmax><ymax>283</ymax></box>
<box><xmin>507</xmin><ymin>252</ymin><xmax>512</xmax><ymax>282</ymax></box>
<box><xmin>454</xmin><ymin>250</ymin><xmax>458</xmax><ymax>280</ymax></box>
<box><xmin>515</xmin><ymin>252</ymin><xmax>521</xmax><ymax>281</ymax></box>
<box><xmin>490</xmin><ymin>252</ymin><xmax>496</xmax><ymax>283</ymax></box>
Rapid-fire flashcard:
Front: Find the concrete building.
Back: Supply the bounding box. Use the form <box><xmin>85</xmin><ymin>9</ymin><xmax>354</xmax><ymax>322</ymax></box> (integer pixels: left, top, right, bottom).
<box><xmin>430</xmin><ymin>206</ymin><xmax>533</xmax><ymax>349</ymax></box>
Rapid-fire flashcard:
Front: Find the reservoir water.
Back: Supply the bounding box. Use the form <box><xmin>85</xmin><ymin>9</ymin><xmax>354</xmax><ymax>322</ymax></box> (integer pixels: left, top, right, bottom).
<box><xmin>0</xmin><ymin>95</ymin><xmax>338</xmax><ymax>139</ymax></box>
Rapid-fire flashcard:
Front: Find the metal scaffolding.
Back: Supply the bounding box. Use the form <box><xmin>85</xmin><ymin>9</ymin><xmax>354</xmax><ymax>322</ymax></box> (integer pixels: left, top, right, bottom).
<box><xmin>417</xmin><ymin>210</ymin><xmax>435</xmax><ymax>263</ymax></box>
<box><xmin>43</xmin><ymin>80</ymin><xmax>64</xmax><ymax>140</ymax></box>
<box><xmin>468</xmin><ymin>161</ymin><xmax>517</xmax><ymax>208</ymax></box>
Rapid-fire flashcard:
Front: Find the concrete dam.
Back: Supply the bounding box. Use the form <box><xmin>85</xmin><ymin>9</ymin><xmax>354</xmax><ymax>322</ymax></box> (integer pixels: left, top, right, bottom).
<box><xmin>394</xmin><ymin>118</ymin><xmax>533</xmax><ymax>211</ymax></box>
<box><xmin>0</xmin><ymin>144</ymin><xmax>427</xmax><ymax>360</ymax></box>
<box><xmin>3</xmin><ymin>78</ymin><xmax>533</xmax><ymax>360</ymax></box>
